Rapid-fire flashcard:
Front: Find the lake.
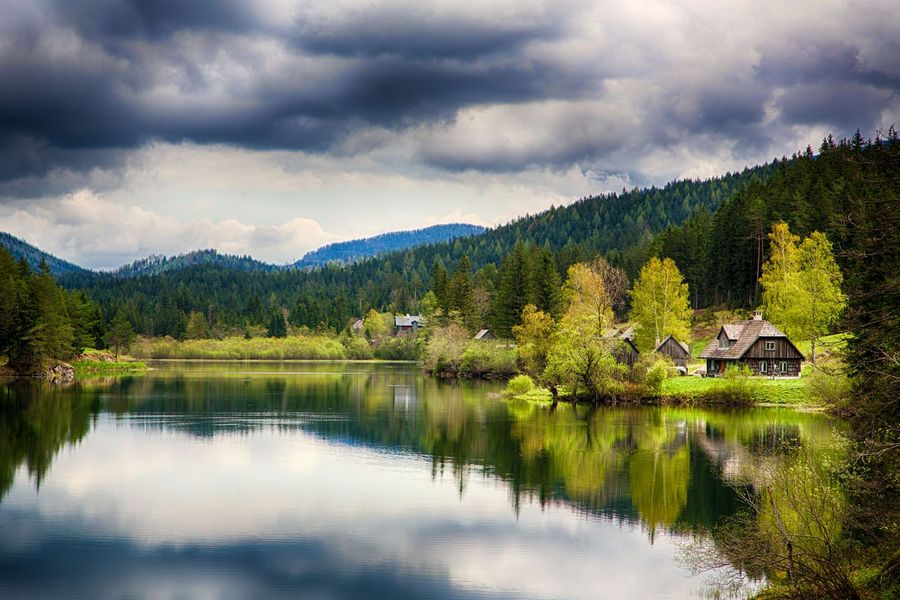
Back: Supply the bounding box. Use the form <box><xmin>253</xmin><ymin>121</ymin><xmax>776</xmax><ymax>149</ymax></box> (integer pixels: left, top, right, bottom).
<box><xmin>0</xmin><ymin>362</ymin><xmax>842</xmax><ymax>599</ymax></box>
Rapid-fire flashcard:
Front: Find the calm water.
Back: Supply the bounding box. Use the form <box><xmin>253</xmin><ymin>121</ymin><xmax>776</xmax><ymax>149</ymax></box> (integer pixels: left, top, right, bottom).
<box><xmin>0</xmin><ymin>362</ymin><xmax>842</xmax><ymax>599</ymax></box>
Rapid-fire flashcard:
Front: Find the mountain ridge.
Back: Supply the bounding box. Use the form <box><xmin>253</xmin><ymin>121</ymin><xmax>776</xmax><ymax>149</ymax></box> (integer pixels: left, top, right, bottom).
<box><xmin>0</xmin><ymin>222</ymin><xmax>488</xmax><ymax>278</ymax></box>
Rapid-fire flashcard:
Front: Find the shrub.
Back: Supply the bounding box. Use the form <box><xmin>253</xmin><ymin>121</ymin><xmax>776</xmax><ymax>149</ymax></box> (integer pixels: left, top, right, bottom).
<box><xmin>805</xmin><ymin>366</ymin><xmax>852</xmax><ymax>407</ymax></box>
<box><xmin>341</xmin><ymin>335</ymin><xmax>374</xmax><ymax>360</ymax></box>
<box><xmin>505</xmin><ymin>374</ymin><xmax>534</xmax><ymax>396</ymax></box>
<box><xmin>422</xmin><ymin>324</ymin><xmax>470</xmax><ymax>374</ymax></box>
<box><xmin>372</xmin><ymin>336</ymin><xmax>419</xmax><ymax>360</ymax></box>
<box><xmin>643</xmin><ymin>359</ymin><xmax>670</xmax><ymax>395</ymax></box>
<box><xmin>459</xmin><ymin>342</ymin><xmax>518</xmax><ymax>378</ymax></box>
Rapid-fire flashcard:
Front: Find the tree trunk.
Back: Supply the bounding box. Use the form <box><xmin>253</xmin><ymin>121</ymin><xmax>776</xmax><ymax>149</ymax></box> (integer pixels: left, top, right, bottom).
<box><xmin>811</xmin><ymin>336</ymin><xmax>817</xmax><ymax>365</ymax></box>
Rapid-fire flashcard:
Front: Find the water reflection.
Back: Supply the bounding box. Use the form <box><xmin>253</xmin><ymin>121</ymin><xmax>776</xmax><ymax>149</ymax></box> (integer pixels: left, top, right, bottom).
<box><xmin>0</xmin><ymin>362</ymin><xmax>843</xmax><ymax>599</ymax></box>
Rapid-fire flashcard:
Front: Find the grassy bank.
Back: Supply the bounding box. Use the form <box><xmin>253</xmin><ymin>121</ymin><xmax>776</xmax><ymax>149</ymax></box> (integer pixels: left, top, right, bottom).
<box><xmin>71</xmin><ymin>349</ymin><xmax>148</xmax><ymax>377</ymax></box>
<box><xmin>661</xmin><ymin>375</ymin><xmax>809</xmax><ymax>405</ymax></box>
<box><xmin>128</xmin><ymin>334</ymin><xmax>420</xmax><ymax>361</ymax></box>
<box><xmin>131</xmin><ymin>335</ymin><xmax>349</xmax><ymax>360</ymax></box>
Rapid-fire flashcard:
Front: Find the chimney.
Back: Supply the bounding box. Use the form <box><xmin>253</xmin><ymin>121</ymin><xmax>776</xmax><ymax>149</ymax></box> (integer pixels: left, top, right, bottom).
<box><xmin>753</xmin><ymin>310</ymin><xmax>763</xmax><ymax>321</ymax></box>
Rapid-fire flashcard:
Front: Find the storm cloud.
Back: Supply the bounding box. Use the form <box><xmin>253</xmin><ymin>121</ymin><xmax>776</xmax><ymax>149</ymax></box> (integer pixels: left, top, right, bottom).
<box><xmin>0</xmin><ymin>0</ymin><xmax>897</xmax><ymax>265</ymax></box>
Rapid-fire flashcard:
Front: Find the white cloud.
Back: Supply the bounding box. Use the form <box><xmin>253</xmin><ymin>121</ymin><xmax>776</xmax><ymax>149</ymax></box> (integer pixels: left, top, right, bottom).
<box><xmin>0</xmin><ymin>189</ymin><xmax>340</xmax><ymax>269</ymax></box>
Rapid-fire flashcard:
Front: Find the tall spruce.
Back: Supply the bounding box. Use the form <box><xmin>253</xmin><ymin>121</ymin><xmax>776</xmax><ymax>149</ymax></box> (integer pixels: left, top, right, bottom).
<box><xmin>493</xmin><ymin>241</ymin><xmax>533</xmax><ymax>338</ymax></box>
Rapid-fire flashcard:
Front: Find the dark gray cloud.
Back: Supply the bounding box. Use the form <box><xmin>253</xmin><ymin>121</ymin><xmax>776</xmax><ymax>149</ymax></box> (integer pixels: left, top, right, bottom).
<box><xmin>0</xmin><ymin>0</ymin><xmax>897</xmax><ymax>195</ymax></box>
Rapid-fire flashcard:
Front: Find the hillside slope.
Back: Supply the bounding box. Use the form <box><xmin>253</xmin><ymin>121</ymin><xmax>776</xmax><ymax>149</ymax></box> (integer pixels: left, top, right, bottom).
<box><xmin>65</xmin><ymin>159</ymin><xmax>781</xmax><ymax>335</ymax></box>
<box><xmin>294</xmin><ymin>223</ymin><xmax>485</xmax><ymax>267</ymax></box>
<box><xmin>0</xmin><ymin>232</ymin><xmax>88</xmax><ymax>276</ymax></box>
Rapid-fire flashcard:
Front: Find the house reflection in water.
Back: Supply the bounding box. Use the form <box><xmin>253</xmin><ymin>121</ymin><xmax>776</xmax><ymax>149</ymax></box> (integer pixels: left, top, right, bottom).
<box><xmin>392</xmin><ymin>384</ymin><xmax>417</xmax><ymax>411</ymax></box>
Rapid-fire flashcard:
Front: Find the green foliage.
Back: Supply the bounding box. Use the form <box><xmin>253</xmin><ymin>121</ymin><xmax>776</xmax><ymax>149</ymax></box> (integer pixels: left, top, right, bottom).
<box><xmin>629</xmin><ymin>256</ymin><xmax>691</xmax><ymax>352</ymax></box>
<box><xmin>642</xmin><ymin>357</ymin><xmax>671</xmax><ymax>395</ymax></box>
<box><xmin>371</xmin><ymin>336</ymin><xmax>419</xmax><ymax>361</ymax></box>
<box><xmin>105</xmin><ymin>309</ymin><xmax>136</xmax><ymax>360</ymax></box>
<box><xmin>458</xmin><ymin>342</ymin><xmax>517</xmax><ymax>379</ymax></box>
<box><xmin>267</xmin><ymin>311</ymin><xmax>287</xmax><ymax>338</ymax></box>
<box><xmin>543</xmin><ymin>263</ymin><xmax>625</xmax><ymax>400</ymax></box>
<box><xmin>805</xmin><ymin>367</ymin><xmax>852</xmax><ymax>407</ymax></box>
<box><xmin>0</xmin><ymin>247</ymin><xmax>99</xmax><ymax>373</ymax></box>
<box><xmin>422</xmin><ymin>323</ymin><xmax>470</xmax><ymax>374</ymax></box>
<box><xmin>130</xmin><ymin>335</ymin><xmax>347</xmax><ymax>360</ymax></box>
<box><xmin>341</xmin><ymin>335</ymin><xmax>374</xmax><ymax>360</ymax></box>
<box><xmin>505</xmin><ymin>374</ymin><xmax>535</xmax><ymax>396</ymax></box>
<box><xmin>760</xmin><ymin>224</ymin><xmax>846</xmax><ymax>364</ymax></box>
<box><xmin>185</xmin><ymin>310</ymin><xmax>210</xmax><ymax>339</ymax></box>
<box><xmin>362</xmin><ymin>308</ymin><xmax>390</xmax><ymax>340</ymax></box>
<box><xmin>512</xmin><ymin>304</ymin><xmax>555</xmax><ymax>380</ymax></box>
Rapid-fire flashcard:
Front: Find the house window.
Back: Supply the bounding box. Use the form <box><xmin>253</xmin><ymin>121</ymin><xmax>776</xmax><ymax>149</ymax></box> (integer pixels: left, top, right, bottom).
<box><xmin>780</xmin><ymin>361</ymin><xmax>788</xmax><ymax>373</ymax></box>
<box><xmin>719</xmin><ymin>338</ymin><xmax>730</xmax><ymax>349</ymax></box>
<box><xmin>759</xmin><ymin>360</ymin><xmax>768</xmax><ymax>374</ymax></box>
<box><xmin>765</xmin><ymin>341</ymin><xmax>776</xmax><ymax>351</ymax></box>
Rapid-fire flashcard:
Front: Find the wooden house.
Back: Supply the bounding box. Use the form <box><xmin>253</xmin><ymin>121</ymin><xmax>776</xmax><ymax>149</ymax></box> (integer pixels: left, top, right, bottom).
<box><xmin>655</xmin><ymin>335</ymin><xmax>690</xmax><ymax>369</ymax></box>
<box><xmin>351</xmin><ymin>318</ymin><xmax>364</xmax><ymax>333</ymax></box>
<box><xmin>474</xmin><ymin>329</ymin><xmax>493</xmax><ymax>341</ymax></box>
<box><xmin>604</xmin><ymin>327</ymin><xmax>639</xmax><ymax>368</ymax></box>
<box><xmin>394</xmin><ymin>314</ymin><xmax>425</xmax><ymax>336</ymax></box>
<box><xmin>699</xmin><ymin>311</ymin><xmax>803</xmax><ymax>377</ymax></box>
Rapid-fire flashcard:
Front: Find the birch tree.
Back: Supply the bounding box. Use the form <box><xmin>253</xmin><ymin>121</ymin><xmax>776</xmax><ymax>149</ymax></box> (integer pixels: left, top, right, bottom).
<box><xmin>629</xmin><ymin>257</ymin><xmax>691</xmax><ymax>352</ymax></box>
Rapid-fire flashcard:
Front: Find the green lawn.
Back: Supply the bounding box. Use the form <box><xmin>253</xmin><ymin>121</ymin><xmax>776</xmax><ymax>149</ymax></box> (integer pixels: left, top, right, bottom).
<box><xmin>661</xmin><ymin>375</ymin><xmax>810</xmax><ymax>405</ymax></box>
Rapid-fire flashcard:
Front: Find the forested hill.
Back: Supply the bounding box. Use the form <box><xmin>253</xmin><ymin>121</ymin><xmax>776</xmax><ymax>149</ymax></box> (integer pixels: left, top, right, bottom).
<box><xmin>112</xmin><ymin>249</ymin><xmax>278</xmax><ymax>278</ymax></box>
<box><xmin>0</xmin><ymin>232</ymin><xmax>88</xmax><ymax>276</ymax></box>
<box><xmin>294</xmin><ymin>223</ymin><xmax>485</xmax><ymax>267</ymax></box>
<box><xmin>66</xmin><ymin>158</ymin><xmax>782</xmax><ymax>336</ymax></box>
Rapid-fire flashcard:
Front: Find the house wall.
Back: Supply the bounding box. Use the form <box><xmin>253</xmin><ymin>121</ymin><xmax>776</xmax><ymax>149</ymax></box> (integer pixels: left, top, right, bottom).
<box><xmin>706</xmin><ymin>357</ymin><xmax>801</xmax><ymax>377</ymax></box>
<box><xmin>614</xmin><ymin>345</ymin><xmax>638</xmax><ymax>367</ymax></box>
<box><xmin>742</xmin><ymin>358</ymin><xmax>802</xmax><ymax>377</ymax></box>
<box><xmin>743</xmin><ymin>337</ymin><xmax>803</xmax><ymax>360</ymax></box>
<box><xmin>658</xmin><ymin>338</ymin><xmax>689</xmax><ymax>367</ymax></box>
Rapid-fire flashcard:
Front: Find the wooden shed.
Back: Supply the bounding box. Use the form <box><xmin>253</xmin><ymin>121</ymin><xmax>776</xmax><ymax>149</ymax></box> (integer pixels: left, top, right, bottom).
<box><xmin>655</xmin><ymin>335</ymin><xmax>690</xmax><ymax>369</ymax></box>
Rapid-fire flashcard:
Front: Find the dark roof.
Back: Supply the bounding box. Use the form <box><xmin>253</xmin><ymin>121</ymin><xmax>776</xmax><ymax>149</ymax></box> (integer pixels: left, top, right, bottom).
<box><xmin>699</xmin><ymin>319</ymin><xmax>803</xmax><ymax>360</ymax></box>
<box><xmin>656</xmin><ymin>335</ymin><xmax>690</xmax><ymax>355</ymax></box>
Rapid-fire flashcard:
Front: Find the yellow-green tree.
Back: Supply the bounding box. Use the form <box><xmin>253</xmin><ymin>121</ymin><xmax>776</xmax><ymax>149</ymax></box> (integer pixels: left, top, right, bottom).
<box><xmin>363</xmin><ymin>308</ymin><xmax>390</xmax><ymax>340</ymax></box>
<box><xmin>761</xmin><ymin>226</ymin><xmax>846</xmax><ymax>364</ymax></box>
<box><xmin>512</xmin><ymin>304</ymin><xmax>555</xmax><ymax>379</ymax></box>
<box><xmin>544</xmin><ymin>263</ymin><xmax>624</xmax><ymax>400</ymax></box>
<box><xmin>760</xmin><ymin>222</ymin><xmax>800</xmax><ymax>331</ymax></box>
<box><xmin>795</xmin><ymin>233</ymin><xmax>846</xmax><ymax>364</ymax></box>
<box><xmin>629</xmin><ymin>257</ymin><xmax>691</xmax><ymax>352</ymax></box>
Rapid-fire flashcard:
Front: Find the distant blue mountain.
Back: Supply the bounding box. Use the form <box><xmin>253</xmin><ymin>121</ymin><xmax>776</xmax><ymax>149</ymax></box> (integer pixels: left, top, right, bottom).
<box><xmin>294</xmin><ymin>223</ymin><xmax>485</xmax><ymax>268</ymax></box>
<box><xmin>1</xmin><ymin>222</ymin><xmax>487</xmax><ymax>279</ymax></box>
<box><xmin>0</xmin><ymin>232</ymin><xmax>89</xmax><ymax>276</ymax></box>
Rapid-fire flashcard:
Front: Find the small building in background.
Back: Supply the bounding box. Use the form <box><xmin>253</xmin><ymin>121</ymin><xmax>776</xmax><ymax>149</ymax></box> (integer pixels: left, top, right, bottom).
<box><xmin>655</xmin><ymin>335</ymin><xmax>691</xmax><ymax>369</ymax></box>
<box><xmin>394</xmin><ymin>314</ymin><xmax>424</xmax><ymax>336</ymax></box>
<box><xmin>474</xmin><ymin>329</ymin><xmax>493</xmax><ymax>341</ymax></box>
<box><xmin>699</xmin><ymin>311</ymin><xmax>804</xmax><ymax>377</ymax></box>
<box><xmin>604</xmin><ymin>326</ymin><xmax>640</xmax><ymax>368</ymax></box>
<box><xmin>351</xmin><ymin>318</ymin><xmax>364</xmax><ymax>333</ymax></box>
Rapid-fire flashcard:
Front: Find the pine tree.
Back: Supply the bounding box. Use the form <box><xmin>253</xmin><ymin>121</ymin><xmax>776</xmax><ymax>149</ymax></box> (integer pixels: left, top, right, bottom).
<box><xmin>186</xmin><ymin>310</ymin><xmax>210</xmax><ymax>339</ymax></box>
<box><xmin>448</xmin><ymin>254</ymin><xmax>476</xmax><ymax>328</ymax></box>
<box><xmin>493</xmin><ymin>241</ymin><xmax>532</xmax><ymax>338</ymax></box>
<box><xmin>267</xmin><ymin>310</ymin><xmax>287</xmax><ymax>338</ymax></box>
<box><xmin>432</xmin><ymin>259</ymin><xmax>449</xmax><ymax>313</ymax></box>
<box><xmin>105</xmin><ymin>309</ymin><xmax>135</xmax><ymax>360</ymax></box>
<box><xmin>531</xmin><ymin>249</ymin><xmax>562</xmax><ymax>318</ymax></box>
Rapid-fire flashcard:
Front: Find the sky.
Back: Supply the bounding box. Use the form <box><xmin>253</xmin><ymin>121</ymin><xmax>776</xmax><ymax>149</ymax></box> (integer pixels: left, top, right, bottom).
<box><xmin>0</xmin><ymin>0</ymin><xmax>897</xmax><ymax>269</ymax></box>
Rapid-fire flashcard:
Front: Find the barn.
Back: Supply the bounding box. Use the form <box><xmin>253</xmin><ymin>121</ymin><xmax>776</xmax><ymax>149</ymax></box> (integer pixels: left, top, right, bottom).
<box><xmin>655</xmin><ymin>335</ymin><xmax>691</xmax><ymax>369</ymax></box>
